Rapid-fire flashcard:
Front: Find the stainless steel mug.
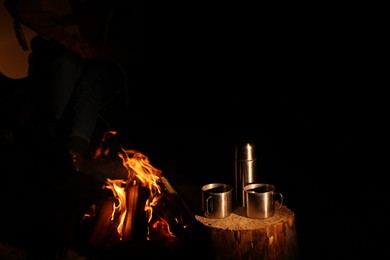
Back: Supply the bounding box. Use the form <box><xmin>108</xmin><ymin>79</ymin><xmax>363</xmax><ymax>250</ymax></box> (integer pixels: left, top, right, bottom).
<box><xmin>244</xmin><ymin>183</ymin><xmax>283</xmax><ymax>219</ymax></box>
<box><xmin>202</xmin><ymin>183</ymin><xmax>233</xmax><ymax>219</ymax></box>
<box><xmin>235</xmin><ymin>142</ymin><xmax>258</xmax><ymax>207</ymax></box>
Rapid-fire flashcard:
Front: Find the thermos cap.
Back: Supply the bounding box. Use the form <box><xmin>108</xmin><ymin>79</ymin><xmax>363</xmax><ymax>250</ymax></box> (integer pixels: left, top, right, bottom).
<box><xmin>236</xmin><ymin>142</ymin><xmax>256</xmax><ymax>161</ymax></box>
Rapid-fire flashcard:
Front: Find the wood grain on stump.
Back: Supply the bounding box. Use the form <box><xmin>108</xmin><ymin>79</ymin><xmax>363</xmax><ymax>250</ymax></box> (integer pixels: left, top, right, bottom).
<box><xmin>195</xmin><ymin>202</ymin><xmax>300</xmax><ymax>260</ymax></box>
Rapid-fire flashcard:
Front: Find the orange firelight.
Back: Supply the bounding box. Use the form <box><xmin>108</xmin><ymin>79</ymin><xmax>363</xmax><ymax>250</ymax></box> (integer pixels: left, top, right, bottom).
<box><xmin>88</xmin><ymin>131</ymin><xmax>186</xmax><ymax>249</ymax></box>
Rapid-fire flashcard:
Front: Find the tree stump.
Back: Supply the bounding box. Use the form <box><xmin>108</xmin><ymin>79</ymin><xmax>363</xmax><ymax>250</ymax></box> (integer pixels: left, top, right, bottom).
<box><xmin>195</xmin><ymin>202</ymin><xmax>300</xmax><ymax>260</ymax></box>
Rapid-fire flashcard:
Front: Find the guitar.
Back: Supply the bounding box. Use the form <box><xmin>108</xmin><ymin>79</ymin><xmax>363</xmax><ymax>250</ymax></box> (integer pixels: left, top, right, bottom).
<box><xmin>0</xmin><ymin>4</ymin><xmax>37</xmax><ymax>79</ymax></box>
<box><xmin>0</xmin><ymin>0</ymin><xmax>77</xmax><ymax>79</ymax></box>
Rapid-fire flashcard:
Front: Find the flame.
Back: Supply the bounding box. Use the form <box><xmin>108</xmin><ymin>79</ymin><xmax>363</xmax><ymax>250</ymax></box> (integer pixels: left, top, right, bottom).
<box><xmin>104</xmin><ymin>178</ymin><xmax>127</xmax><ymax>239</ymax></box>
<box><xmin>94</xmin><ymin>131</ymin><xmax>176</xmax><ymax>243</ymax></box>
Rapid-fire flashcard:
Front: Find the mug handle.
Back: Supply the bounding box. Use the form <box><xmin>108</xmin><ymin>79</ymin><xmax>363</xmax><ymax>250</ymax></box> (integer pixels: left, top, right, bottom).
<box><xmin>206</xmin><ymin>196</ymin><xmax>213</xmax><ymax>214</ymax></box>
<box><xmin>274</xmin><ymin>192</ymin><xmax>283</xmax><ymax>206</ymax></box>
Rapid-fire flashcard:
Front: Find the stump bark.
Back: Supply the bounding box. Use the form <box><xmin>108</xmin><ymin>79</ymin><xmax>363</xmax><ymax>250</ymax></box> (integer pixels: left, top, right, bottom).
<box><xmin>195</xmin><ymin>202</ymin><xmax>300</xmax><ymax>260</ymax></box>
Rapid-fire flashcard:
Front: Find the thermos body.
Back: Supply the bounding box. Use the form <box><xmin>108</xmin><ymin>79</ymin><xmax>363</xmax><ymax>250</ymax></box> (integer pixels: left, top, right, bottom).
<box><xmin>235</xmin><ymin>142</ymin><xmax>258</xmax><ymax>207</ymax></box>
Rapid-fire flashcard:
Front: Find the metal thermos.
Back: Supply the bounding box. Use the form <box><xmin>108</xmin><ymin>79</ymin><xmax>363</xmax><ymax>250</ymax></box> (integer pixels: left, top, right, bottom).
<box><xmin>235</xmin><ymin>142</ymin><xmax>258</xmax><ymax>207</ymax></box>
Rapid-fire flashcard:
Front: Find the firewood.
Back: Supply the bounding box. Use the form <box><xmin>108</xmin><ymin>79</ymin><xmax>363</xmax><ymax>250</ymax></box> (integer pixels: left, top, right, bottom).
<box><xmin>122</xmin><ymin>185</ymin><xmax>138</xmax><ymax>241</ymax></box>
<box><xmin>87</xmin><ymin>198</ymin><xmax>116</xmax><ymax>248</ymax></box>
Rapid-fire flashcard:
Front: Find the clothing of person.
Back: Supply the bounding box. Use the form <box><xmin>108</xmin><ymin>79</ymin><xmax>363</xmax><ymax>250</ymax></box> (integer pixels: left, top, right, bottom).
<box><xmin>15</xmin><ymin>0</ymin><xmax>144</xmax><ymax>171</ymax></box>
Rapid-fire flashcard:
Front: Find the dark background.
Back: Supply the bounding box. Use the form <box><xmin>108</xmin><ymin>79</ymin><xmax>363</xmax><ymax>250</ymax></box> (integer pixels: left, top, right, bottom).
<box><xmin>1</xmin><ymin>3</ymin><xmax>385</xmax><ymax>259</ymax></box>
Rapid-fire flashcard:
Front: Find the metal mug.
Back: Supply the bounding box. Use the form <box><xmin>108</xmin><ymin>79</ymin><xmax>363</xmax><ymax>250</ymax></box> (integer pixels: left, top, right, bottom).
<box><xmin>244</xmin><ymin>183</ymin><xmax>283</xmax><ymax>219</ymax></box>
<box><xmin>202</xmin><ymin>183</ymin><xmax>233</xmax><ymax>219</ymax></box>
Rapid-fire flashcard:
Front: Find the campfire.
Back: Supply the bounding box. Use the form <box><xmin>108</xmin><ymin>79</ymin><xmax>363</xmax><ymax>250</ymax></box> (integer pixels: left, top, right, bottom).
<box><xmin>77</xmin><ymin>131</ymin><xmax>195</xmax><ymax>256</ymax></box>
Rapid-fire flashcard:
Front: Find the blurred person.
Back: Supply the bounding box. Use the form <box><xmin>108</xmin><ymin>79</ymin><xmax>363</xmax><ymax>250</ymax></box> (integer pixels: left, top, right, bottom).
<box><xmin>13</xmin><ymin>0</ymin><xmax>144</xmax><ymax>171</ymax></box>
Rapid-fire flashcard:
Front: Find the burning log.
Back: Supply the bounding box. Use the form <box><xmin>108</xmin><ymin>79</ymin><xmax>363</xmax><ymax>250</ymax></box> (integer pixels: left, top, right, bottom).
<box><xmin>122</xmin><ymin>184</ymin><xmax>149</xmax><ymax>242</ymax></box>
<box><xmin>86</xmin><ymin>184</ymin><xmax>150</xmax><ymax>249</ymax></box>
<box><xmin>78</xmin><ymin>131</ymin><xmax>197</xmax><ymax>256</ymax></box>
<box><xmin>160</xmin><ymin>177</ymin><xmax>195</xmax><ymax>232</ymax></box>
<box><xmin>83</xmin><ymin>179</ymin><xmax>194</xmax><ymax>254</ymax></box>
<box><xmin>122</xmin><ymin>184</ymin><xmax>139</xmax><ymax>241</ymax></box>
<box><xmin>87</xmin><ymin>198</ymin><xmax>116</xmax><ymax>248</ymax></box>
<box><xmin>195</xmin><ymin>202</ymin><xmax>300</xmax><ymax>260</ymax></box>
<box><xmin>145</xmin><ymin>177</ymin><xmax>196</xmax><ymax>252</ymax></box>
